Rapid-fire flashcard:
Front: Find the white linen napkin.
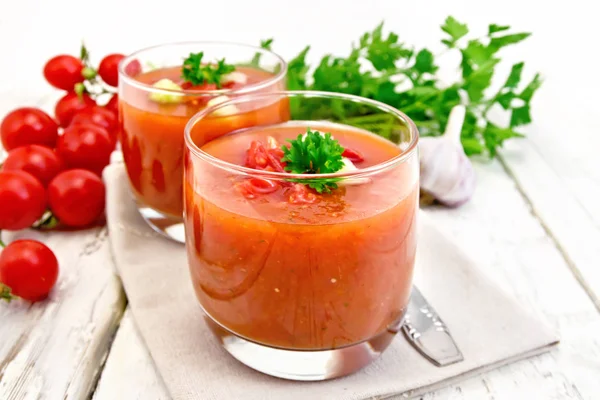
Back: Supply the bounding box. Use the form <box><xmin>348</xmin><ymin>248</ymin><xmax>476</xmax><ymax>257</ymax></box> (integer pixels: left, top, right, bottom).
<box><xmin>104</xmin><ymin>163</ymin><xmax>559</xmax><ymax>400</ymax></box>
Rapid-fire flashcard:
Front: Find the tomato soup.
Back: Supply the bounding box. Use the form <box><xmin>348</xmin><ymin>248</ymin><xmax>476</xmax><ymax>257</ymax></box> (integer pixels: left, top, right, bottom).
<box><xmin>119</xmin><ymin>65</ymin><xmax>287</xmax><ymax>217</ymax></box>
<box><xmin>184</xmin><ymin>121</ymin><xmax>419</xmax><ymax>350</ymax></box>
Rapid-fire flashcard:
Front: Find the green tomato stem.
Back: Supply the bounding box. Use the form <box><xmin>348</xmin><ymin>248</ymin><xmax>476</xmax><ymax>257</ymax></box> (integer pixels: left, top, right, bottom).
<box><xmin>82</xmin><ymin>67</ymin><xmax>97</xmax><ymax>80</ymax></box>
<box><xmin>0</xmin><ymin>284</ymin><xmax>14</xmax><ymax>303</ymax></box>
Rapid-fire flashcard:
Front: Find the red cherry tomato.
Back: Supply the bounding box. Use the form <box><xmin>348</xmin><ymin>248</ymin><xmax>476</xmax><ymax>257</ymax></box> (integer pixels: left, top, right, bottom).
<box><xmin>54</xmin><ymin>92</ymin><xmax>95</xmax><ymax>127</ymax></box>
<box><xmin>98</xmin><ymin>54</ymin><xmax>125</xmax><ymax>87</ymax></box>
<box><xmin>1</xmin><ymin>107</ymin><xmax>58</xmax><ymax>150</ymax></box>
<box><xmin>70</xmin><ymin>105</ymin><xmax>118</xmax><ymax>142</ymax></box>
<box><xmin>288</xmin><ymin>183</ymin><xmax>317</xmax><ymax>204</ymax></box>
<box><xmin>48</xmin><ymin>169</ymin><xmax>105</xmax><ymax>228</ymax></box>
<box><xmin>43</xmin><ymin>55</ymin><xmax>84</xmax><ymax>91</ymax></box>
<box><xmin>2</xmin><ymin>145</ymin><xmax>64</xmax><ymax>186</ymax></box>
<box><xmin>342</xmin><ymin>148</ymin><xmax>365</xmax><ymax>163</ymax></box>
<box><xmin>0</xmin><ymin>170</ymin><xmax>46</xmax><ymax>230</ymax></box>
<box><xmin>57</xmin><ymin>124</ymin><xmax>113</xmax><ymax>176</ymax></box>
<box><xmin>105</xmin><ymin>94</ymin><xmax>119</xmax><ymax>114</ymax></box>
<box><xmin>0</xmin><ymin>239</ymin><xmax>59</xmax><ymax>302</ymax></box>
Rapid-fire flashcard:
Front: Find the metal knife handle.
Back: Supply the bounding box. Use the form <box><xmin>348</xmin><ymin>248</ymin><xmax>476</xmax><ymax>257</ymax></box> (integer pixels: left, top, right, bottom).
<box><xmin>402</xmin><ymin>287</ymin><xmax>464</xmax><ymax>367</ymax></box>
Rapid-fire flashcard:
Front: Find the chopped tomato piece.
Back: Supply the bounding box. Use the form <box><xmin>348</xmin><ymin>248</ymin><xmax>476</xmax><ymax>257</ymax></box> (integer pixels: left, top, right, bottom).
<box><xmin>222</xmin><ymin>81</ymin><xmax>243</xmax><ymax>90</ymax></box>
<box><xmin>288</xmin><ymin>184</ymin><xmax>317</xmax><ymax>204</ymax></box>
<box><xmin>266</xmin><ymin>150</ymin><xmax>285</xmax><ymax>172</ymax></box>
<box><xmin>180</xmin><ymin>81</ymin><xmax>218</xmax><ymax>91</ymax></box>
<box><xmin>234</xmin><ymin>180</ymin><xmax>256</xmax><ymax>199</ymax></box>
<box><xmin>248</xmin><ymin>178</ymin><xmax>279</xmax><ymax>194</ymax></box>
<box><xmin>342</xmin><ymin>148</ymin><xmax>365</xmax><ymax>163</ymax></box>
<box><xmin>245</xmin><ymin>141</ymin><xmax>269</xmax><ymax>169</ymax></box>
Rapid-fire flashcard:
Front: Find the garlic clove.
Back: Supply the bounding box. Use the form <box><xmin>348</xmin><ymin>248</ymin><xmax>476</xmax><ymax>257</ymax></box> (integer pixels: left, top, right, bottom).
<box><xmin>206</xmin><ymin>95</ymin><xmax>240</xmax><ymax>117</ymax></box>
<box><xmin>149</xmin><ymin>79</ymin><xmax>184</xmax><ymax>104</ymax></box>
<box><xmin>337</xmin><ymin>157</ymin><xmax>371</xmax><ymax>187</ymax></box>
<box><xmin>223</xmin><ymin>71</ymin><xmax>248</xmax><ymax>85</ymax></box>
<box><xmin>266</xmin><ymin>136</ymin><xmax>280</xmax><ymax>149</ymax></box>
<box><xmin>418</xmin><ymin>105</ymin><xmax>476</xmax><ymax>207</ymax></box>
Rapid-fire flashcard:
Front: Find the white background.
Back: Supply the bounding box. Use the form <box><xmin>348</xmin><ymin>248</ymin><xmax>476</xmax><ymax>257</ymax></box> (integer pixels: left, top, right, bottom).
<box><xmin>0</xmin><ymin>0</ymin><xmax>597</xmax><ymax>112</ymax></box>
<box><xmin>1</xmin><ymin>0</ymin><xmax>596</xmax><ymax>220</ymax></box>
<box><xmin>1</xmin><ymin>1</ymin><xmax>600</xmax><ymax>399</ymax></box>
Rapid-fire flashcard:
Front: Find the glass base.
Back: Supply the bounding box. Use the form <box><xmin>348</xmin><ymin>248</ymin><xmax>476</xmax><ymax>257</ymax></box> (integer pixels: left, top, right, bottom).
<box><xmin>204</xmin><ymin>316</ymin><xmax>400</xmax><ymax>381</ymax></box>
<box><xmin>137</xmin><ymin>203</ymin><xmax>186</xmax><ymax>243</ymax></box>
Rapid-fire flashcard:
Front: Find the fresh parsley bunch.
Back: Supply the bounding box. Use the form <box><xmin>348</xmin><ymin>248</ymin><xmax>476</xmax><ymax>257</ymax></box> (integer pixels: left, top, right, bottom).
<box><xmin>262</xmin><ymin>16</ymin><xmax>541</xmax><ymax>157</ymax></box>
<box><xmin>282</xmin><ymin>129</ymin><xmax>345</xmax><ymax>193</ymax></box>
<box><xmin>182</xmin><ymin>52</ymin><xmax>235</xmax><ymax>88</ymax></box>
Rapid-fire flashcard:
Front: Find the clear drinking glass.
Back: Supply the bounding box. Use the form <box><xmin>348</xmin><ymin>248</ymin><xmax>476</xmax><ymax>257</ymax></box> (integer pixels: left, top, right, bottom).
<box><xmin>183</xmin><ymin>91</ymin><xmax>419</xmax><ymax>380</ymax></box>
<box><xmin>118</xmin><ymin>42</ymin><xmax>287</xmax><ymax>242</ymax></box>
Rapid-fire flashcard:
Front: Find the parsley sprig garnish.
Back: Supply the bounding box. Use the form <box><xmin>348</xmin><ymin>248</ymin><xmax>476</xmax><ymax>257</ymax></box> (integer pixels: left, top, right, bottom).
<box><xmin>182</xmin><ymin>52</ymin><xmax>235</xmax><ymax>88</ymax></box>
<box><xmin>281</xmin><ymin>129</ymin><xmax>345</xmax><ymax>193</ymax></box>
<box><xmin>262</xmin><ymin>16</ymin><xmax>541</xmax><ymax>157</ymax></box>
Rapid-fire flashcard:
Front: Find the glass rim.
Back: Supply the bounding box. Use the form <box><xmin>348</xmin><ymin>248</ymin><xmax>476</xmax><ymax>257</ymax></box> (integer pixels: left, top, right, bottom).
<box><xmin>118</xmin><ymin>40</ymin><xmax>288</xmax><ymax>96</ymax></box>
<box><xmin>184</xmin><ymin>90</ymin><xmax>419</xmax><ymax>180</ymax></box>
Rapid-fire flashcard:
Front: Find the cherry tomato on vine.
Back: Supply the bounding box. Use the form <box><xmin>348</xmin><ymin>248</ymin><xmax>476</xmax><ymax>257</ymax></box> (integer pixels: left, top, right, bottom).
<box><xmin>48</xmin><ymin>169</ymin><xmax>106</xmax><ymax>228</ymax></box>
<box><xmin>54</xmin><ymin>92</ymin><xmax>95</xmax><ymax>127</ymax></box>
<box><xmin>98</xmin><ymin>54</ymin><xmax>125</xmax><ymax>87</ymax></box>
<box><xmin>70</xmin><ymin>105</ymin><xmax>118</xmax><ymax>141</ymax></box>
<box><xmin>2</xmin><ymin>145</ymin><xmax>64</xmax><ymax>186</ymax></box>
<box><xmin>105</xmin><ymin>94</ymin><xmax>119</xmax><ymax>114</ymax></box>
<box><xmin>57</xmin><ymin>123</ymin><xmax>114</xmax><ymax>175</ymax></box>
<box><xmin>43</xmin><ymin>55</ymin><xmax>84</xmax><ymax>91</ymax></box>
<box><xmin>0</xmin><ymin>170</ymin><xmax>46</xmax><ymax>230</ymax></box>
<box><xmin>0</xmin><ymin>107</ymin><xmax>58</xmax><ymax>150</ymax></box>
<box><xmin>0</xmin><ymin>239</ymin><xmax>59</xmax><ymax>302</ymax></box>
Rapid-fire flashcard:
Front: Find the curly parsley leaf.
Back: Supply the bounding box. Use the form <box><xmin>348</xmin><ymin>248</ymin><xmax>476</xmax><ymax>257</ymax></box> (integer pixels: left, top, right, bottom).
<box><xmin>441</xmin><ymin>16</ymin><xmax>469</xmax><ymax>47</ymax></box>
<box><xmin>489</xmin><ymin>24</ymin><xmax>511</xmax><ymax>35</ymax></box>
<box><xmin>249</xmin><ymin>39</ymin><xmax>275</xmax><ymax>67</ymax></box>
<box><xmin>268</xmin><ymin>16</ymin><xmax>541</xmax><ymax>158</ymax></box>
<box><xmin>181</xmin><ymin>52</ymin><xmax>235</xmax><ymax>88</ymax></box>
<box><xmin>281</xmin><ymin>129</ymin><xmax>345</xmax><ymax>193</ymax></box>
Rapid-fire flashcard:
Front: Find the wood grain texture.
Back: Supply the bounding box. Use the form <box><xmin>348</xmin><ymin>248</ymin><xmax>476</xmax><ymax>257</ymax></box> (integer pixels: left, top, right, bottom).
<box><xmin>93</xmin><ymin>160</ymin><xmax>600</xmax><ymax>400</ymax></box>
<box><xmin>0</xmin><ymin>95</ymin><xmax>127</xmax><ymax>400</ymax></box>
<box><xmin>1</xmin><ymin>1</ymin><xmax>599</xmax><ymax>398</ymax></box>
<box><xmin>92</xmin><ymin>309</ymin><xmax>169</xmax><ymax>400</ymax></box>
<box><xmin>500</xmin><ymin>138</ymin><xmax>600</xmax><ymax>309</ymax></box>
<box><xmin>0</xmin><ymin>228</ymin><xmax>126</xmax><ymax>400</ymax></box>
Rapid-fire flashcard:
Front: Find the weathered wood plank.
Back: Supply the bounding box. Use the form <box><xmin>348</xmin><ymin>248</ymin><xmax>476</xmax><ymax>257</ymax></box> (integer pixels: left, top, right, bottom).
<box><xmin>92</xmin><ymin>309</ymin><xmax>169</xmax><ymax>400</ymax></box>
<box><xmin>0</xmin><ymin>94</ymin><xmax>127</xmax><ymax>400</ymax></box>
<box><xmin>94</xmin><ymin>160</ymin><xmax>600</xmax><ymax>400</ymax></box>
<box><xmin>500</xmin><ymin>137</ymin><xmax>600</xmax><ymax>309</ymax></box>
<box><xmin>0</xmin><ymin>228</ymin><xmax>126</xmax><ymax>400</ymax></box>
<box><xmin>419</xmin><ymin>158</ymin><xmax>600</xmax><ymax>400</ymax></box>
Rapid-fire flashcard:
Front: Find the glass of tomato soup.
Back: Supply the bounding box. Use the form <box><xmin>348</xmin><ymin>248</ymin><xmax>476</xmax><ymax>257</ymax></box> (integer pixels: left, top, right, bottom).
<box><xmin>184</xmin><ymin>91</ymin><xmax>419</xmax><ymax>381</ymax></box>
<box><xmin>118</xmin><ymin>42</ymin><xmax>287</xmax><ymax>242</ymax></box>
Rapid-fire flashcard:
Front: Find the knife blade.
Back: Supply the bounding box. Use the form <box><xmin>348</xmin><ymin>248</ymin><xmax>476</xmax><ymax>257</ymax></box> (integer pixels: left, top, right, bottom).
<box><xmin>402</xmin><ymin>286</ymin><xmax>464</xmax><ymax>367</ymax></box>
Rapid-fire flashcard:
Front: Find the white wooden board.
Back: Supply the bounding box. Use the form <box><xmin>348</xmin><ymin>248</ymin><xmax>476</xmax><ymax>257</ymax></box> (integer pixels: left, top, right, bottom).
<box><xmin>1</xmin><ymin>0</ymin><xmax>599</xmax><ymax>398</ymax></box>
<box><xmin>0</xmin><ymin>227</ymin><xmax>125</xmax><ymax>400</ymax></box>
<box><xmin>93</xmin><ymin>160</ymin><xmax>600</xmax><ymax>400</ymax></box>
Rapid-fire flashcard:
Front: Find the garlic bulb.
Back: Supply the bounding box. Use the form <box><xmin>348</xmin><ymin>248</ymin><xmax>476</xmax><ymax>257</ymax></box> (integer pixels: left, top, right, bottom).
<box><xmin>418</xmin><ymin>105</ymin><xmax>476</xmax><ymax>207</ymax></box>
